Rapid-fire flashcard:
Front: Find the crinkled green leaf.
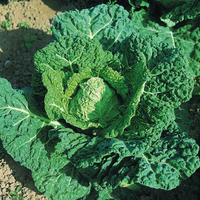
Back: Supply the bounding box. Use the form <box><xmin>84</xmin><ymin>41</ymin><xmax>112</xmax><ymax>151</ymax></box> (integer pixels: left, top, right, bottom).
<box><xmin>106</xmin><ymin>32</ymin><xmax>193</xmax><ymax>139</ymax></box>
<box><xmin>130</xmin><ymin>9</ymin><xmax>175</xmax><ymax>46</ymax></box>
<box><xmin>158</xmin><ymin>0</ymin><xmax>200</xmax><ymax>77</ymax></box>
<box><xmin>58</xmin><ymin>127</ymin><xmax>151</xmax><ymax>188</ymax></box>
<box><xmin>99</xmin><ymin>65</ymin><xmax>129</xmax><ymax>99</ymax></box>
<box><xmin>32</xmin><ymin>34</ymin><xmax>115</xmax><ymax>97</ymax></box>
<box><xmin>0</xmin><ymin>78</ymin><xmax>91</xmax><ymax>200</ymax></box>
<box><xmin>118</xmin><ymin>33</ymin><xmax>193</xmax><ymax>109</ymax></box>
<box><xmin>175</xmin><ymin>105</ymin><xmax>192</xmax><ymax>133</ymax></box>
<box><xmin>52</xmin><ymin>4</ymin><xmax>134</xmax><ymax>51</ymax></box>
<box><xmin>42</xmin><ymin>70</ymin><xmax>67</xmax><ymax>121</ymax></box>
<box><xmin>53</xmin><ymin>4</ymin><xmax>176</xmax><ymax>51</ymax></box>
<box><xmin>34</xmin><ymin>35</ymin><xmax>113</xmax><ymax>75</ymax></box>
<box><xmin>127</xmin><ymin>107</ymin><xmax>176</xmax><ymax>141</ymax></box>
<box><xmin>134</xmin><ymin>130</ymin><xmax>200</xmax><ymax>190</ymax></box>
<box><xmin>128</xmin><ymin>3</ymin><xmax>200</xmax><ymax>77</ymax></box>
<box><xmin>57</xmin><ymin>126</ymin><xmax>200</xmax><ymax>191</ymax></box>
<box><xmin>58</xmin><ymin>128</ymin><xmax>151</xmax><ymax>162</ymax></box>
<box><xmin>160</xmin><ymin>0</ymin><xmax>200</xmax><ymax>27</ymax></box>
<box><xmin>173</xmin><ymin>19</ymin><xmax>200</xmax><ymax>77</ymax></box>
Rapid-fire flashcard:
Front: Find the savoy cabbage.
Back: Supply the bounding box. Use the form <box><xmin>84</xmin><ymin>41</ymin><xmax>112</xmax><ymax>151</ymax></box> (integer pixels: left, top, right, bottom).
<box><xmin>0</xmin><ymin>3</ymin><xmax>200</xmax><ymax>200</ymax></box>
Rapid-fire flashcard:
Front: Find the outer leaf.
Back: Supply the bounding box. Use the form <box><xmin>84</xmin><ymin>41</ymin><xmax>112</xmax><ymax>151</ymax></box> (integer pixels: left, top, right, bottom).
<box><xmin>81</xmin><ymin>184</ymin><xmax>112</xmax><ymax>200</ymax></box>
<box><xmin>118</xmin><ymin>33</ymin><xmax>193</xmax><ymax>109</ymax></box>
<box><xmin>160</xmin><ymin>0</ymin><xmax>200</xmax><ymax>27</ymax></box>
<box><xmin>129</xmin><ymin>4</ymin><xmax>200</xmax><ymax>77</ymax></box>
<box><xmin>58</xmin><ymin>127</ymin><xmax>152</xmax><ymax>188</ymax></box>
<box><xmin>42</xmin><ymin>70</ymin><xmax>67</xmax><ymax>121</ymax></box>
<box><xmin>58</xmin><ymin>125</ymin><xmax>200</xmax><ymax>191</ymax></box>
<box><xmin>133</xmin><ymin>130</ymin><xmax>200</xmax><ymax>190</ymax></box>
<box><xmin>0</xmin><ymin>78</ymin><xmax>91</xmax><ymax>200</ymax></box>
<box><xmin>159</xmin><ymin>0</ymin><xmax>200</xmax><ymax>77</ymax></box>
<box><xmin>52</xmin><ymin>3</ymin><xmax>199</xmax><ymax>78</ymax></box>
<box><xmin>107</xmin><ymin>32</ymin><xmax>193</xmax><ymax>139</ymax></box>
<box><xmin>173</xmin><ymin>19</ymin><xmax>200</xmax><ymax>77</ymax></box>
<box><xmin>52</xmin><ymin>4</ymin><xmax>134</xmax><ymax>51</ymax></box>
<box><xmin>130</xmin><ymin>9</ymin><xmax>175</xmax><ymax>46</ymax></box>
<box><xmin>52</xmin><ymin>4</ymin><xmax>176</xmax><ymax>51</ymax></box>
<box><xmin>34</xmin><ymin>35</ymin><xmax>112</xmax><ymax>74</ymax></box>
<box><xmin>127</xmin><ymin>107</ymin><xmax>176</xmax><ymax>141</ymax></box>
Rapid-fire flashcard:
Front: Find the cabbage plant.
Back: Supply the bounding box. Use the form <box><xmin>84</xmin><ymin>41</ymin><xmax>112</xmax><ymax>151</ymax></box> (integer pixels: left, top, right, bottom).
<box><xmin>0</xmin><ymin>4</ymin><xmax>200</xmax><ymax>200</ymax></box>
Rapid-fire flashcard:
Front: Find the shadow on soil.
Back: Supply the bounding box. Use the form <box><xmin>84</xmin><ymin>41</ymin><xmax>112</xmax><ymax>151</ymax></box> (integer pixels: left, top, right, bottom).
<box><xmin>0</xmin><ymin>27</ymin><xmax>53</xmax><ymax>88</ymax></box>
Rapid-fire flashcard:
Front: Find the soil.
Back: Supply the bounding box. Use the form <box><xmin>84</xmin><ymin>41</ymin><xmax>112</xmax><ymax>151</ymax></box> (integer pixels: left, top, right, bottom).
<box><xmin>0</xmin><ymin>0</ymin><xmax>200</xmax><ymax>200</ymax></box>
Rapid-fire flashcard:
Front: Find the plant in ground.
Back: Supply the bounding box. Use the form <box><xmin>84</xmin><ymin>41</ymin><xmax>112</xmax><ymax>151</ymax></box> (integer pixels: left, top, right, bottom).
<box><xmin>9</xmin><ymin>186</ymin><xmax>23</xmax><ymax>200</ymax></box>
<box><xmin>17</xmin><ymin>21</ymin><xmax>30</xmax><ymax>31</ymax></box>
<box><xmin>0</xmin><ymin>4</ymin><xmax>200</xmax><ymax>200</ymax></box>
<box><xmin>21</xmin><ymin>34</ymin><xmax>37</xmax><ymax>49</ymax></box>
<box><xmin>1</xmin><ymin>18</ymin><xmax>11</xmax><ymax>31</ymax></box>
<box><xmin>46</xmin><ymin>26</ymin><xmax>52</xmax><ymax>33</ymax></box>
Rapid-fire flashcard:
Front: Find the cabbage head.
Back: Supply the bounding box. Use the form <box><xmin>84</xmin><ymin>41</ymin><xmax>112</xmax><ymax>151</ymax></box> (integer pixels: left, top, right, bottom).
<box><xmin>69</xmin><ymin>77</ymin><xmax>121</xmax><ymax>128</ymax></box>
